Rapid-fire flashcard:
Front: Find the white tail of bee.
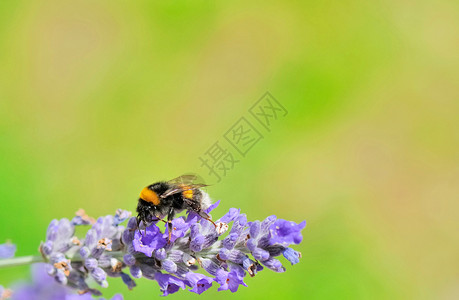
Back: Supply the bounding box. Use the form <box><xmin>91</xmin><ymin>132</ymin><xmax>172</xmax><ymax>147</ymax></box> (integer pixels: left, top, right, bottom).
<box><xmin>200</xmin><ymin>191</ymin><xmax>212</xmax><ymax>210</ymax></box>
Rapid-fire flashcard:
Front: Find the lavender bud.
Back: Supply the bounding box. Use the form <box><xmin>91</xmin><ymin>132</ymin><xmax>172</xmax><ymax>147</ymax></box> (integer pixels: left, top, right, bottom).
<box><xmin>57</xmin><ymin>219</ymin><xmax>73</xmax><ymax>239</ymax></box>
<box><xmin>246</xmin><ymin>239</ymin><xmax>257</xmax><ymax>252</ymax></box>
<box><xmin>249</xmin><ymin>221</ymin><xmax>261</xmax><ymax>239</ymax></box>
<box><xmin>242</xmin><ymin>257</ymin><xmax>258</xmax><ymax>277</ymax></box>
<box><xmin>91</xmin><ymin>267</ymin><xmax>107</xmax><ymax>284</ymax></box>
<box><xmin>219</xmin><ymin>208</ymin><xmax>240</xmax><ymax>223</ymax></box>
<box><xmin>262</xmin><ymin>258</ymin><xmax>286</xmax><ymax>273</ymax></box>
<box><xmin>101</xmin><ymin>280</ymin><xmax>109</xmax><ymax>288</ymax></box>
<box><xmin>252</xmin><ymin>248</ymin><xmax>270</xmax><ymax>261</ymax></box>
<box><xmin>236</xmin><ymin>214</ymin><xmax>247</xmax><ymax>227</ymax></box>
<box><xmin>46</xmin><ymin>219</ymin><xmax>59</xmax><ymax>241</ymax></box>
<box><xmin>154</xmin><ymin>248</ymin><xmax>167</xmax><ymax>260</ymax></box>
<box><xmin>182</xmin><ymin>253</ymin><xmax>196</xmax><ymax>266</ymax></box>
<box><xmin>122</xmin><ymin>229</ymin><xmax>134</xmax><ymax>245</ymax></box>
<box><xmin>84</xmin><ymin>258</ymin><xmax>98</xmax><ymax>270</ymax></box>
<box><xmin>123</xmin><ymin>253</ymin><xmax>136</xmax><ymax>266</ymax></box>
<box><xmin>190</xmin><ymin>223</ymin><xmax>202</xmax><ymax>238</ymax></box>
<box><xmin>49</xmin><ymin>253</ymin><xmax>65</xmax><ymax>264</ymax></box>
<box><xmin>223</xmin><ymin>233</ymin><xmax>239</xmax><ymax>250</ymax></box>
<box><xmin>85</xmin><ymin>229</ymin><xmax>98</xmax><ymax>249</ymax></box>
<box><xmin>130</xmin><ymin>265</ymin><xmax>142</xmax><ymax>278</ymax></box>
<box><xmin>190</xmin><ymin>234</ymin><xmax>205</xmax><ymax>252</ymax></box>
<box><xmin>55</xmin><ymin>269</ymin><xmax>68</xmax><ymax>285</ymax></box>
<box><xmin>121</xmin><ymin>273</ymin><xmax>136</xmax><ymax>290</ymax></box>
<box><xmin>167</xmin><ymin>250</ymin><xmax>183</xmax><ymax>263</ymax></box>
<box><xmin>162</xmin><ymin>259</ymin><xmax>177</xmax><ymax>273</ymax></box>
<box><xmin>41</xmin><ymin>241</ymin><xmax>53</xmax><ymax>256</ymax></box>
<box><xmin>261</xmin><ymin>215</ymin><xmax>277</xmax><ymax>231</ymax></box>
<box><xmin>199</xmin><ymin>258</ymin><xmax>220</xmax><ymax>276</ymax></box>
<box><xmin>79</xmin><ymin>246</ymin><xmax>90</xmax><ymax>258</ymax></box>
<box><xmin>282</xmin><ymin>248</ymin><xmax>301</xmax><ymax>265</ymax></box>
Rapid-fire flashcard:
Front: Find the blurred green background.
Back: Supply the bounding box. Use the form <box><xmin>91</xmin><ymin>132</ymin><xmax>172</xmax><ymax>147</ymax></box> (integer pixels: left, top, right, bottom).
<box><xmin>1</xmin><ymin>0</ymin><xmax>458</xmax><ymax>299</ymax></box>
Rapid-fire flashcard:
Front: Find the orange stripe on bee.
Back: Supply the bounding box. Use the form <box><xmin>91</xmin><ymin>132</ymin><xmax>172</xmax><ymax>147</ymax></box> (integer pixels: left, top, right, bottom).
<box><xmin>140</xmin><ymin>187</ymin><xmax>160</xmax><ymax>205</ymax></box>
<box><xmin>179</xmin><ymin>184</ymin><xmax>193</xmax><ymax>199</ymax></box>
<box><xmin>183</xmin><ymin>189</ymin><xmax>193</xmax><ymax>199</ymax></box>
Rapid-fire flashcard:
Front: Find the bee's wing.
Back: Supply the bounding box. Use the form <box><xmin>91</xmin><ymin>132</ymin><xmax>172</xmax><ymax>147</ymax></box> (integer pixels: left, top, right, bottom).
<box><xmin>160</xmin><ymin>184</ymin><xmax>208</xmax><ymax>199</ymax></box>
<box><xmin>167</xmin><ymin>174</ymin><xmax>200</xmax><ymax>185</ymax></box>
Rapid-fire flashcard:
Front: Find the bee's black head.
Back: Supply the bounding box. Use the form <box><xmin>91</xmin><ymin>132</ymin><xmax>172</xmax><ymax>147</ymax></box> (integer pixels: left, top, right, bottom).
<box><xmin>136</xmin><ymin>199</ymin><xmax>158</xmax><ymax>227</ymax></box>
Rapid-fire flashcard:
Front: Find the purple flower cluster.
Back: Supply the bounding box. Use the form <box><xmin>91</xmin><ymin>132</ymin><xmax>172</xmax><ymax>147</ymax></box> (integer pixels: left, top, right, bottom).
<box><xmin>38</xmin><ymin>203</ymin><xmax>305</xmax><ymax>296</ymax></box>
<box><xmin>40</xmin><ymin>209</ymin><xmax>131</xmax><ymax>296</ymax></box>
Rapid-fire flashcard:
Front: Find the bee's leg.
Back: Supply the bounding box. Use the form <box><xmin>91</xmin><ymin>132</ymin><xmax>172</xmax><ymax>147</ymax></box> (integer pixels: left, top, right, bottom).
<box><xmin>150</xmin><ymin>217</ymin><xmax>168</xmax><ymax>224</ymax></box>
<box><xmin>197</xmin><ymin>210</ymin><xmax>217</xmax><ymax>228</ymax></box>
<box><xmin>135</xmin><ymin>217</ymin><xmax>146</xmax><ymax>237</ymax></box>
<box><xmin>166</xmin><ymin>208</ymin><xmax>175</xmax><ymax>243</ymax></box>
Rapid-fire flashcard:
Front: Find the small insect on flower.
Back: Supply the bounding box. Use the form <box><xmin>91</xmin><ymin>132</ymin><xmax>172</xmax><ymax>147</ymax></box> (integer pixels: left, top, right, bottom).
<box><xmin>136</xmin><ymin>174</ymin><xmax>216</xmax><ymax>241</ymax></box>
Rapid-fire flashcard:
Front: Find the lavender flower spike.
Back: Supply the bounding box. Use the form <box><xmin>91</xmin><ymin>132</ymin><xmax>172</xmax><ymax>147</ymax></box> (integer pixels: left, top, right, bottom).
<box><xmin>37</xmin><ymin>202</ymin><xmax>305</xmax><ymax>296</ymax></box>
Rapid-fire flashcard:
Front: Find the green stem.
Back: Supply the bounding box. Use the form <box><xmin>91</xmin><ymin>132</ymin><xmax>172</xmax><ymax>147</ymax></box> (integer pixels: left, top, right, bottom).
<box><xmin>0</xmin><ymin>255</ymin><xmax>44</xmax><ymax>268</ymax></box>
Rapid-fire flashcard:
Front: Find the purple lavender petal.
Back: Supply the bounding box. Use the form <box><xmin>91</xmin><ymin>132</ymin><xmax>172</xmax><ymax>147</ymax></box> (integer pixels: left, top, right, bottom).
<box><xmin>154</xmin><ymin>273</ymin><xmax>186</xmax><ymax>296</ymax></box>
<box><xmin>216</xmin><ymin>270</ymin><xmax>247</xmax><ymax>292</ymax></box>
<box><xmin>133</xmin><ymin>224</ymin><xmax>167</xmax><ymax>257</ymax></box>
<box><xmin>185</xmin><ymin>211</ymin><xmax>199</xmax><ymax>224</ymax></box>
<box><xmin>261</xmin><ymin>215</ymin><xmax>277</xmax><ymax>231</ymax></box>
<box><xmin>218</xmin><ymin>208</ymin><xmax>240</xmax><ymax>223</ymax></box>
<box><xmin>185</xmin><ymin>272</ymin><xmax>213</xmax><ymax>295</ymax></box>
<box><xmin>228</xmin><ymin>263</ymin><xmax>246</xmax><ymax>278</ymax></box>
<box><xmin>163</xmin><ymin>217</ymin><xmax>190</xmax><ymax>242</ymax></box>
<box><xmin>204</xmin><ymin>200</ymin><xmax>220</xmax><ymax>214</ymax></box>
<box><xmin>269</xmin><ymin>219</ymin><xmax>306</xmax><ymax>245</ymax></box>
<box><xmin>114</xmin><ymin>209</ymin><xmax>132</xmax><ymax>226</ymax></box>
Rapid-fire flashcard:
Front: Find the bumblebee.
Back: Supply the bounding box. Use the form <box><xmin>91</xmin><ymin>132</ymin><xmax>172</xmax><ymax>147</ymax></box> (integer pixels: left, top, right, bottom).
<box><xmin>136</xmin><ymin>174</ymin><xmax>216</xmax><ymax>240</ymax></box>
